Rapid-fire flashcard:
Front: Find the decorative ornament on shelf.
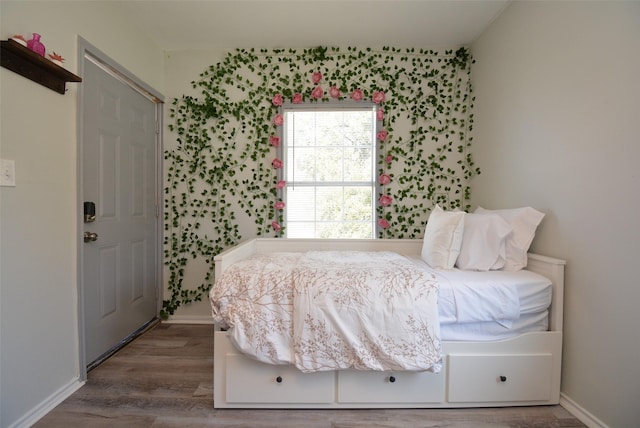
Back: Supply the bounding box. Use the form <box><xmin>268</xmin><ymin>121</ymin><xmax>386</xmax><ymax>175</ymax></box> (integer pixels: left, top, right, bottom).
<box><xmin>11</xmin><ymin>34</ymin><xmax>27</xmax><ymax>47</ymax></box>
<box><xmin>48</xmin><ymin>52</ymin><xmax>65</xmax><ymax>67</ymax></box>
<box><xmin>26</xmin><ymin>33</ymin><xmax>45</xmax><ymax>57</ymax></box>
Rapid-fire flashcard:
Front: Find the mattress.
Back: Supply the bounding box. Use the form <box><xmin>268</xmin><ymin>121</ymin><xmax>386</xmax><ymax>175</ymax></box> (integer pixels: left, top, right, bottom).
<box><xmin>212</xmin><ymin>251</ymin><xmax>554</xmax><ymax>345</ymax></box>
<box><xmin>440</xmin><ymin>311</ymin><xmax>549</xmax><ymax>341</ymax></box>
<box><xmin>408</xmin><ymin>256</ymin><xmax>553</xmax><ymax>341</ymax></box>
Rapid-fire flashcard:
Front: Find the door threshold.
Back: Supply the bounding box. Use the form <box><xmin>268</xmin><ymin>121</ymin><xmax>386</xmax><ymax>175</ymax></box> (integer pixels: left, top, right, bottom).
<box><xmin>87</xmin><ymin>317</ymin><xmax>160</xmax><ymax>372</ymax></box>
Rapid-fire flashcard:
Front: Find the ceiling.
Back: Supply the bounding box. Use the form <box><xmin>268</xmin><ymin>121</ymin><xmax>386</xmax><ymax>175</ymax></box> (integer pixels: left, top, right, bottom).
<box><xmin>118</xmin><ymin>0</ymin><xmax>511</xmax><ymax>51</ymax></box>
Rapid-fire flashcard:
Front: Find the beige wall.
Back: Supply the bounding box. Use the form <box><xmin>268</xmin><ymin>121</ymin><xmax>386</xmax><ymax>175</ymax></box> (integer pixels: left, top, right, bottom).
<box><xmin>470</xmin><ymin>1</ymin><xmax>640</xmax><ymax>426</ymax></box>
<box><xmin>0</xmin><ymin>1</ymin><xmax>164</xmax><ymax>426</ymax></box>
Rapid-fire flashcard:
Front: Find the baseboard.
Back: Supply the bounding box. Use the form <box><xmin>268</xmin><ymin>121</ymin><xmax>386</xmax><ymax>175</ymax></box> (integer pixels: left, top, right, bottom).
<box><xmin>560</xmin><ymin>393</ymin><xmax>609</xmax><ymax>428</ymax></box>
<box><xmin>8</xmin><ymin>378</ymin><xmax>85</xmax><ymax>428</ymax></box>
<box><xmin>163</xmin><ymin>315</ymin><xmax>214</xmax><ymax>324</ymax></box>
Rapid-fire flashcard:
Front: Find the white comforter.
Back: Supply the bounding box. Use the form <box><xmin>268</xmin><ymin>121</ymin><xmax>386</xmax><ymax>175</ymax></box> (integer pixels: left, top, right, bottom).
<box><xmin>210</xmin><ymin>251</ymin><xmax>442</xmax><ymax>373</ymax></box>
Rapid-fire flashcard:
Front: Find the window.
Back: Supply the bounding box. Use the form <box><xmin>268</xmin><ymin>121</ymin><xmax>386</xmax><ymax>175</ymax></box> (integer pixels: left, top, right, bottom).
<box><xmin>281</xmin><ymin>105</ymin><xmax>378</xmax><ymax>238</ymax></box>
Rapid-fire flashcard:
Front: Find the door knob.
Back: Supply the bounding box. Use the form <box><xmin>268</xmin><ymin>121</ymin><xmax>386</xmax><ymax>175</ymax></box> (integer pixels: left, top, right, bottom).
<box><xmin>84</xmin><ymin>232</ymin><xmax>99</xmax><ymax>242</ymax></box>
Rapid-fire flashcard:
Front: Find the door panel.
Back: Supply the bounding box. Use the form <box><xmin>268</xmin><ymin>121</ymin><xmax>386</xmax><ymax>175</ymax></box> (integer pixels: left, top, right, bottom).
<box><xmin>82</xmin><ymin>57</ymin><xmax>159</xmax><ymax>365</ymax></box>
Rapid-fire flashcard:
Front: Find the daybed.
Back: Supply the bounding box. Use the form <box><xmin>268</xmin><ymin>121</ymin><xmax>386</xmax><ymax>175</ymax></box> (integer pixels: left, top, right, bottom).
<box><xmin>210</xmin><ymin>236</ymin><xmax>565</xmax><ymax>409</ymax></box>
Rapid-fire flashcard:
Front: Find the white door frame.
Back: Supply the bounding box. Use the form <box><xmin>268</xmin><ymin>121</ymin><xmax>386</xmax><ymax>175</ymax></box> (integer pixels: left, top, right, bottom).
<box><xmin>76</xmin><ymin>36</ymin><xmax>164</xmax><ymax>380</ymax></box>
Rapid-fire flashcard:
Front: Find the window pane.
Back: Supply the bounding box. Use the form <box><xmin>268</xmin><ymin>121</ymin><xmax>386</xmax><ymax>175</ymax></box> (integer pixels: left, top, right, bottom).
<box><xmin>315</xmin><ymin>147</ymin><xmax>344</xmax><ymax>182</ymax></box>
<box><xmin>316</xmin><ymin>222</ymin><xmax>373</xmax><ymax>239</ymax></box>
<box><xmin>286</xmin><ymin>186</ymin><xmax>374</xmax><ymax>239</ymax></box>
<box><xmin>287</xmin><ymin>222</ymin><xmax>317</xmax><ymax>238</ymax></box>
<box><xmin>287</xmin><ymin>187</ymin><xmax>315</xmax><ymax>221</ymax></box>
<box><xmin>344</xmin><ymin>147</ymin><xmax>373</xmax><ymax>181</ymax></box>
<box><xmin>283</xmin><ymin>107</ymin><xmax>377</xmax><ymax>239</ymax></box>
<box><xmin>315</xmin><ymin>187</ymin><xmax>342</xmax><ymax>221</ymax></box>
<box><xmin>287</xmin><ymin>147</ymin><xmax>316</xmax><ymax>181</ymax></box>
<box><xmin>286</xmin><ymin>141</ymin><xmax>373</xmax><ymax>182</ymax></box>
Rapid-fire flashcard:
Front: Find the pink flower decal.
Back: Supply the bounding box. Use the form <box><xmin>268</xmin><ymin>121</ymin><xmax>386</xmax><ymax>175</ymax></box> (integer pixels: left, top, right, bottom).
<box><xmin>269</xmin><ymin>136</ymin><xmax>280</xmax><ymax>147</ymax></box>
<box><xmin>329</xmin><ymin>86</ymin><xmax>341</xmax><ymax>99</ymax></box>
<box><xmin>378</xmin><ymin>218</ymin><xmax>390</xmax><ymax>229</ymax></box>
<box><xmin>379</xmin><ymin>194</ymin><xmax>393</xmax><ymax>207</ymax></box>
<box><xmin>274</xmin><ymin>201</ymin><xmax>286</xmax><ymax>210</ymax></box>
<box><xmin>276</xmin><ymin>180</ymin><xmax>287</xmax><ymax>189</ymax></box>
<box><xmin>372</xmin><ymin>91</ymin><xmax>386</xmax><ymax>104</ymax></box>
<box><xmin>273</xmin><ymin>114</ymin><xmax>284</xmax><ymax>126</ymax></box>
<box><xmin>351</xmin><ymin>89</ymin><xmax>364</xmax><ymax>101</ymax></box>
<box><xmin>377</xmin><ymin>129</ymin><xmax>388</xmax><ymax>141</ymax></box>
<box><xmin>385</xmin><ymin>154</ymin><xmax>394</xmax><ymax>164</ymax></box>
<box><xmin>272</xmin><ymin>221</ymin><xmax>282</xmax><ymax>232</ymax></box>
<box><xmin>311</xmin><ymin>85</ymin><xmax>324</xmax><ymax>99</ymax></box>
<box><xmin>272</xmin><ymin>93</ymin><xmax>283</xmax><ymax>106</ymax></box>
<box><xmin>292</xmin><ymin>93</ymin><xmax>303</xmax><ymax>104</ymax></box>
<box><xmin>272</xmin><ymin>158</ymin><xmax>283</xmax><ymax>169</ymax></box>
<box><xmin>376</xmin><ymin>108</ymin><xmax>384</xmax><ymax>121</ymax></box>
<box><xmin>379</xmin><ymin>174</ymin><xmax>391</xmax><ymax>185</ymax></box>
<box><xmin>312</xmin><ymin>71</ymin><xmax>322</xmax><ymax>84</ymax></box>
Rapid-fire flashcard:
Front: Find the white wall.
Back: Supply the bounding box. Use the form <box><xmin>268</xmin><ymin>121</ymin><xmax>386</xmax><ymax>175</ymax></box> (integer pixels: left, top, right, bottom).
<box><xmin>0</xmin><ymin>2</ymin><xmax>164</xmax><ymax>426</ymax></box>
<box><xmin>163</xmin><ymin>49</ymin><xmax>228</xmax><ymax>320</ymax></box>
<box><xmin>3</xmin><ymin>1</ymin><xmax>639</xmax><ymax>426</ymax></box>
<box><xmin>470</xmin><ymin>2</ymin><xmax>640</xmax><ymax>427</ymax></box>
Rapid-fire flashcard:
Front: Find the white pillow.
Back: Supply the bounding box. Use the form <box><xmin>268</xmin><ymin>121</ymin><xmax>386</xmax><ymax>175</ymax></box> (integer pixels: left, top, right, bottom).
<box><xmin>474</xmin><ymin>206</ymin><xmax>545</xmax><ymax>271</ymax></box>
<box><xmin>421</xmin><ymin>205</ymin><xmax>465</xmax><ymax>270</ymax></box>
<box><xmin>456</xmin><ymin>213</ymin><xmax>512</xmax><ymax>271</ymax></box>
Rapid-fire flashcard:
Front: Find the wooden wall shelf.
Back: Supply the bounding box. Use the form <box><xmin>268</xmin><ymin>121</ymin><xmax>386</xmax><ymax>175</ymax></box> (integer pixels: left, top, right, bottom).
<box><xmin>1</xmin><ymin>39</ymin><xmax>82</xmax><ymax>94</ymax></box>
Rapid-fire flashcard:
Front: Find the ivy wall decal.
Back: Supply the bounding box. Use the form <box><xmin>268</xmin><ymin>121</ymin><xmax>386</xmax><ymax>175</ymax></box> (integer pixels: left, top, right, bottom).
<box><xmin>163</xmin><ymin>46</ymin><xmax>478</xmax><ymax>318</ymax></box>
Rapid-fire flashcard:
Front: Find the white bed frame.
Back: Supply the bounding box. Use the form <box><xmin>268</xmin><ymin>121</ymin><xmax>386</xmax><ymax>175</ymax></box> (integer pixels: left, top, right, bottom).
<box><xmin>212</xmin><ymin>238</ymin><xmax>565</xmax><ymax>408</ymax></box>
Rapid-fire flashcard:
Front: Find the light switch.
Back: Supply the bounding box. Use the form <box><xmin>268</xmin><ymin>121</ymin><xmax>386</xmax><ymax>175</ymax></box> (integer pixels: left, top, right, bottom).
<box><xmin>0</xmin><ymin>159</ymin><xmax>16</xmax><ymax>186</ymax></box>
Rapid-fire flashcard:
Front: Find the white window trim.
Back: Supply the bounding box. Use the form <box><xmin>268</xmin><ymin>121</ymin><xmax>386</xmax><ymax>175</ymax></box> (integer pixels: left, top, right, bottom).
<box><xmin>277</xmin><ymin>101</ymin><xmax>382</xmax><ymax>238</ymax></box>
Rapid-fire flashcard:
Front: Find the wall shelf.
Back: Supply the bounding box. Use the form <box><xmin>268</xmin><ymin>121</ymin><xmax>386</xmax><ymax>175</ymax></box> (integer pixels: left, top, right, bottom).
<box><xmin>1</xmin><ymin>39</ymin><xmax>82</xmax><ymax>94</ymax></box>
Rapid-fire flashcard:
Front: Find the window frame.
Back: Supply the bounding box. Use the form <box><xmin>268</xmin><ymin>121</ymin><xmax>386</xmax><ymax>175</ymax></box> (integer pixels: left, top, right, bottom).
<box><xmin>277</xmin><ymin>101</ymin><xmax>382</xmax><ymax>239</ymax></box>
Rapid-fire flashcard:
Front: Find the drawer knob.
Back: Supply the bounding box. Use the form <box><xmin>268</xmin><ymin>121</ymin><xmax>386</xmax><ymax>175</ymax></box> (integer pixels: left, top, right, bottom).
<box><xmin>499</xmin><ymin>375</ymin><xmax>507</xmax><ymax>383</ymax></box>
<box><xmin>389</xmin><ymin>376</ymin><xmax>396</xmax><ymax>383</ymax></box>
<box><xmin>276</xmin><ymin>376</ymin><xmax>283</xmax><ymax>383</ymax></box>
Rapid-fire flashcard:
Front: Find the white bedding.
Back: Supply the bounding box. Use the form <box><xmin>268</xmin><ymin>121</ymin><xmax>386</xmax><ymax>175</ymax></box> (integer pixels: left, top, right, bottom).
<box><xmin>210</xmin><ymin>251</ymin><xmax>553</xmax><ymax>368</ymax></box>
<box><xmin>211</xmin><ymin>251</ymin><xmax>442</xmax><ymax>373</ymax></box>
<box><xmin>406</xmin><ymin>257</ymin><xmax>552</xmax><ymax>329</ymax></box>
<box><xmin>440</xmin><ymin>311</ymin><xmax>549</xmax><ymax>341</ymax></box>
<box><xmin>406</xmin><ymin>257</ymin><xmax>552</xmax><ymax>341</ymax></box>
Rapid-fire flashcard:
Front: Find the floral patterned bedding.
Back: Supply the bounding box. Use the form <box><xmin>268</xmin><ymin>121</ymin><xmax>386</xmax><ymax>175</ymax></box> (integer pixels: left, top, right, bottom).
<box><xmin>210</xmin><ymin>251</ymin><xmax>442</xmax><ymax>373</ymax></box>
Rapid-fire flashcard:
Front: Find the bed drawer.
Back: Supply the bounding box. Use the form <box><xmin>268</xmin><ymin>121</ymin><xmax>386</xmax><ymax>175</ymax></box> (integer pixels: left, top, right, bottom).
<box><xmin>225</xmin><ymin>354</ymin><xmax>334</xmax><ymax>404</ymax></box>
<box><xmin>337</xmin><ymin>370</ymin><xmax>445</xmax><ymax>404</ymax></box>
<box><xmin>447</xmin><ymin>353</ymin><xmax>553</xmax><ymax>403</ymax></box>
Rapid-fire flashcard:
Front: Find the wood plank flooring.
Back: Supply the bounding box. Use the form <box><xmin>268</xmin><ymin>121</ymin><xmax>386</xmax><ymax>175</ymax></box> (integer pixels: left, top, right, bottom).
<box><xmin>35</xmin><ymin>324</ymin><xmax>586</xmax><ymax>427</ymax></box>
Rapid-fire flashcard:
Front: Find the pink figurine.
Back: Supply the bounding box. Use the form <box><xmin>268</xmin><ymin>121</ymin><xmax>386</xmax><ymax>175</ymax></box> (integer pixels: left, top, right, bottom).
<box><xmin>27</xmin><ymin>33</ymin><xmax>46</xmax><ymax>57</ymax></box>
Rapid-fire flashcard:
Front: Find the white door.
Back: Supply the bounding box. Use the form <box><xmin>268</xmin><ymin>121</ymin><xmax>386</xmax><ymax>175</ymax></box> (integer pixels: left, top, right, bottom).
<box><xmin>81</xmin><ymin>56</ymin><xmax>160</xmax><ymax>366</ymax></box>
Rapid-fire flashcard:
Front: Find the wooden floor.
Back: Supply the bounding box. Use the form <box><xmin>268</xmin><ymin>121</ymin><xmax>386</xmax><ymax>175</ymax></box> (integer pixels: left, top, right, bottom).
<box><xmin>36</xmin><ymin>324</ymin><xmax>586</xmax><ymax>428</ymax></box>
